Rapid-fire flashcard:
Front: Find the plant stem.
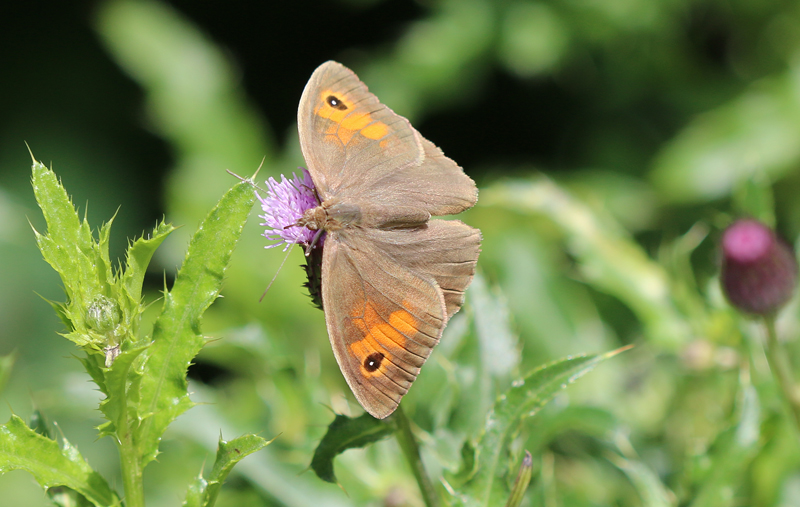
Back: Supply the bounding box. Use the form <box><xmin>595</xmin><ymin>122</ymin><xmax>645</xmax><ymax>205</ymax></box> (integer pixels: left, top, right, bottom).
<box><xmin>120</xmin><ymin>438</ymin><xmax>144</xmax><ymax>507</ymax></box>
<box><xmin>117</xmin><ymin>380</ymin><xmax>144</xmax><ymax>507</ymax></box>
<box><xmin>393</xmin><ymin>406</ymin><xmax>439</xmax><ymax>507</ymax></box>
<box><xmin>763</xmin><ymin>316</ymin><xmax>800</xmax><ymax>432</ymax></box>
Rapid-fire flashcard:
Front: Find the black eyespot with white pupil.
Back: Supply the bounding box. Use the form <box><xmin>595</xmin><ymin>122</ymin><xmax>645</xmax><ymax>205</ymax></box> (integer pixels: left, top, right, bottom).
<box><xmin>327</xmin><ymin>95</ymin><xmax>348</xmax><ymax>110</ymax></box>
<box><xmin>364</xmin><ymin>352</ymin><xmax>384</xmax><ymax>372</ymax></box>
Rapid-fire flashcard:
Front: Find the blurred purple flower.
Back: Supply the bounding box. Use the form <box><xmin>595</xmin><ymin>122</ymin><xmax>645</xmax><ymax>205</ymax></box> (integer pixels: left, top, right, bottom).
<box><xmin>721</xmin><ymin>219</ymin><xmax>798</xmax><ymax>315</ymax></box>
<box><xmin>257</xmin><ymin>169</ymin><xmax>321</xmax><ymax>251</ymax></box>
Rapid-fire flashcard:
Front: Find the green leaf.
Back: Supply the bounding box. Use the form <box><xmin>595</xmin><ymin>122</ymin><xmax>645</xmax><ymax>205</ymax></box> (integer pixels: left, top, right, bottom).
<box><xmin>0</xmin><ymin>414</ymin><xmax>120</xmax><ymax>506</ymax></box>
<box><xmin>47</xmin><ymin>486</ymin><xmax>95</xmax><ymax>507</ymax></box>
<box><xmin>732</xmin><ymin>174</ymin><xmax>775</xmax><ymax>227</ymax></box>
<box><xmin>482</xmin><ymin>178</ymin><xmax>691</xmax><ymax>349</ymax></box>
<box><xmin>458</xmin><ymin>349</ymin><xmax>628</xmax><ymax>506</ymax></box>
<box><xmin>119</xmin><ymin>221</ymin><xmax>174</xmax><ymax>339</ymax></box>
<box><xmin>689</xmin><ymin>385</ymin><xmax>762</xmax><ymax>507</ymax></box>
<box><xmin>31</xmin><ymin>160</ymin><xmax>112</xmax><ymax>347</ymax></box>
<box><xmin>310</xmin><ymin>413</ymin><xmax>396</xmax><ymax>484</ymax></box>
<box><xmin>134</xmin><ymin>180</ymin><xmax>256</xmax><ymax>466</ymax></box>
<box><xmin>183</xmin><ymin>434</ymin><xmax>271</xmax><ymax>507</ymax></box>
<box><xmin>98</xmin><ymin>345</ymin><xmax>149</xmax><ymax>438</ymax></box>
<box><xmin>650</xmin><ymin>69</ymin><xmax>800</xmax><ymax>204</ymax></box>
<box><xmin>610</xmin><ymin>454</ymin><xmax>675</xmax><ymax>507</ymax></box>
<box><xmin>471</xmin><ymin>273</ymin><xmax>519</xmax><ymax>381</ymax></box>
<box><xmin>447</xmin><ymin>274</ymin><xmax>520</xmax><ymax>437</ymax></box>
<box><xmin>122</xmin><ymin>221</ymin><xmax>173</xmax><ymax>305</ymax></box>
<box><xmin>28</xmin><ymin>409</ymin><xmax>51</xmax><ymax>438</ymax></box>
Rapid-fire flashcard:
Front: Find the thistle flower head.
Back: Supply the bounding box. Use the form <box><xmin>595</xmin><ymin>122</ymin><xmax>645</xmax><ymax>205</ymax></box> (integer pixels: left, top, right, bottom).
<box><xmin>256</xmin><ymin>169</ymin><xmax>321</xmax><ymax>251</ymax></box>
<box><xmin>720</xmin><ymin>219</ymin><xmax>798</xmax><ymax>315</ymax></box>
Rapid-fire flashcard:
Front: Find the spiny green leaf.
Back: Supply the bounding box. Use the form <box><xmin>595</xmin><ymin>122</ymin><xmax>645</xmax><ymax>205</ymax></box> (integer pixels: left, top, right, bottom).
<box><xmin>457</xmin><ymin>349</ymin><xmax>627</xmax><ymax>506</ymax></box>
<box><xmin>121</xmin><ymin>220</ymin><xmax>174</xmax><ymax>319</ymax></box>
<box><xmin>31</xmin><ymin>160</ymin><xmax>112</xmax><ymax>344</ymax></box>
<box><xmin>78</xmin><ymin>353</ymin><xmax>107</xmax><ymax>395</ymax></box>
<box><xmin>134</xmin><ymin>180</ymin><xmax>256</xmax><ymax>467</ymax></box>
<box><xmin>0</xmin><ymin>415</ymin><xmax>120</xmax><ymax>506</ymax></box>
<box><xmin>183</xmin><ymin>434</ymin><xmax>271</xmax><ymax>507</ymax></box>
<box><xmin>311</xmin><ymin>413</ymin><xmax>396</xmax><ymax>484</ymax></box>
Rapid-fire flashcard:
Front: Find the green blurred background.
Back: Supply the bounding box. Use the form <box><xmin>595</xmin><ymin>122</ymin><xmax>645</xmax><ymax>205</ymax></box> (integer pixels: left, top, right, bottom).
<box><xmin>3</xmin><ymin>0</ymin><xmax>800</xmax><ymax>505</ymax></box>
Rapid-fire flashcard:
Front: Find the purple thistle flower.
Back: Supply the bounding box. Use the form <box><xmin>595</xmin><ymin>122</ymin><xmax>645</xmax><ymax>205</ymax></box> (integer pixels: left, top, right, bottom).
<box><xmin>256</xmin><ymin>169</ymin><xmax>321</xmax><ymax>251</ymax></box>
<box><xmin>720</xmin><ymin>219</ymin><xmax>798</xmax><ymax>315</ymax></box>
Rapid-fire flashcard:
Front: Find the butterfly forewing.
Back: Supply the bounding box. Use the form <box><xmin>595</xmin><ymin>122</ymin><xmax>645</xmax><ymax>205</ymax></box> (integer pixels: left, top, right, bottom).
<box><xmin>298</xmin><ymin>61</ymin><xmax>478</xmax><ymax>219</ymax></box>
<box><xmin>297</xmin><ymin>61</ymin><xmax>423</xmax><ymax>200</ymax></box>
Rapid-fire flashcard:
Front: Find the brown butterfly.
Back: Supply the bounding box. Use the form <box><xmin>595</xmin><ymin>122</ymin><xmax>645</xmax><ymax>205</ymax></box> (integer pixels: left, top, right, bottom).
<box><xmin>297</xmin><ymin>61</ymin><xmax>481</xmax><ymax>419</ymax></box>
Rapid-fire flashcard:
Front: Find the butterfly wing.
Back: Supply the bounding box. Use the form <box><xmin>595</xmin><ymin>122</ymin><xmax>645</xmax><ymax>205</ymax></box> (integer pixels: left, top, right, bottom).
<box><xmin>297</xmin><ymin>61</ymin><xmax>477</xmax><ymax>219</ymax></box>
<box><xmin>322</xmin><ymin>220</ymin><xmax>481</xmax><ymax>418</ymax></box>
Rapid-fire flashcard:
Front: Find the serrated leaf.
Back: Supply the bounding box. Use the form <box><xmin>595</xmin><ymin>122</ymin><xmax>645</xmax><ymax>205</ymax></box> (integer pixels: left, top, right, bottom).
<box><xmin>31</xmin><ymin>161</ymin><xmax>112</xmax><ymax>339</ymax></box>
<box><xmin>0</xmin><ymin>415</ymin><xmax>120</xmax><ymax>506</ymax></box>
<box><xmin>311</xmin><ymin>413</ymin><xmax>396</xmax><ymax>484</ymax></box>
<box><xmin>458</xmin><ymin>349</ymin><xmax>627</xmax><ymax>506</ymax></box>
<box><xmin>78</xmin><ymin>353</ymin><xmax>108</xmax><ymax>395</ymax></box>
<box><xmin>98</xmin><ymin>345</ymin><xmax>149</xmax><ymax>438</ymax></box>
<box><xmin>134</xmin><ymin>180</ymin><xmax>255</xmax><ymax>466</ymax></box>
<box><xmin>122</xmin><ymin>221</ymin><xmax>174</xmax><ymax>311</ymax></box>
<box><xmin>183</xmin><ymin>434</ymin><xmax>271</xmax><ymax>507</ymax></box>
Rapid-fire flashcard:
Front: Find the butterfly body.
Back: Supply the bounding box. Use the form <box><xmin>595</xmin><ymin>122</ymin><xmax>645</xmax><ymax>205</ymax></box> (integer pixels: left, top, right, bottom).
<box><xmin>298</xmin><ymin>61</ymin><xmax>481</xmax><ymax>419</ymax></box>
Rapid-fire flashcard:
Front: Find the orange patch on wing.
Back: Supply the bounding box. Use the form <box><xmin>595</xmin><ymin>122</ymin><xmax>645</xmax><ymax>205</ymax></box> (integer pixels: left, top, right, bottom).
<box><xmin>348</xmin><ymin>305</ymin><xmax>419</xmax><ymax>375</ymax></box>
<box><xmin>316</xmin><ymin>89</ymin><xmax>389</xmax><ymax>144</ymax></box>
<box><xmin>361</xmin><ymin>122</ymin><xmax>389</xmax><ymax>140</ymax></box>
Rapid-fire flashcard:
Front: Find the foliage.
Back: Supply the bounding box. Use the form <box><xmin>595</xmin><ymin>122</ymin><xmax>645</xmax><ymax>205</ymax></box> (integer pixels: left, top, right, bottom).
<box><xmin>4</xmin><ymin>159</ymin><xmax>269</xmax><ymax>506</ymax></box>
<box><xmin>5</xmin><ymin>0</ymin><xmax>800</xmax><ymax>506</ymax></box>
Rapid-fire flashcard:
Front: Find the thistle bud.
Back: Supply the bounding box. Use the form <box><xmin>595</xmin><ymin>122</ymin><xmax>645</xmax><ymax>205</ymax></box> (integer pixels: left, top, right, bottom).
<box><xmin>720</xmin><ymin>219</ymin><xmax>798</xmax><ymax>315</ymax></box>
<box><xmin>86</xmin><ymin>295</ymin><xmax>120</xmax><ymax>334</ymax></box>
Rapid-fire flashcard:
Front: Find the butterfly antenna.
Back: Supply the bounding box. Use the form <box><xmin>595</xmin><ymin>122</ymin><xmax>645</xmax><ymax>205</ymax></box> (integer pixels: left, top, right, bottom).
<box><xmin>260</xmin><ymin>245</ymin><xmax>295</xmax><ymax>302</ymax></box>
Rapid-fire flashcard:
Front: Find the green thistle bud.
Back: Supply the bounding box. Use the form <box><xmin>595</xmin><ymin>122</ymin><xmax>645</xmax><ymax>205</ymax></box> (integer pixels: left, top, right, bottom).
<box><xmin>86</xmin><ymin>295</ymin><xmax>120</xmax><ymax>334</ymax></box>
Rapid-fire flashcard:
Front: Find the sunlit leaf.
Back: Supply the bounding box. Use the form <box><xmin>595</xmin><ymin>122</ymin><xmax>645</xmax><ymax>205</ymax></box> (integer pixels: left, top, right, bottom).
<box><xmin>0</xmin><ymin>415</ymin><xmax>120</xmax><ymax>506</ymax></box>
<box><xmin>135</xmin><ymin>179</ymin><xmax>256</xmax><ymax>466</ymax></box>
<box><xmin>183</xmin><ymin>434</ymin><xmax>271</xmax><ymax>507</ymax></box>
<box><xmin>457</xmin><ymin>348</ymin><xmax>628</xmax><ymax>506</ymax></box>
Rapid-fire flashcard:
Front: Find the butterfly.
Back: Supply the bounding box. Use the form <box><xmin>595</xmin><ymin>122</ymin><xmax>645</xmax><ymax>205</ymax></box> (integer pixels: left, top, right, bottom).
<box><xmin>296</xmin><ymin>61</ymin><xmax>481</xmax><ymax>419</ymax></box>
